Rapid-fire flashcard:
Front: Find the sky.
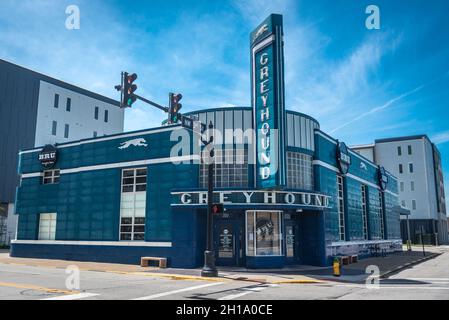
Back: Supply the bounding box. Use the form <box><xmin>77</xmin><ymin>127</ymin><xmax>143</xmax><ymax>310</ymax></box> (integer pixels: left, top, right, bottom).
<box><xmin>1</xmin><ymin>0</ymin><xmax>448</xmax><ymax>205</ymax></box>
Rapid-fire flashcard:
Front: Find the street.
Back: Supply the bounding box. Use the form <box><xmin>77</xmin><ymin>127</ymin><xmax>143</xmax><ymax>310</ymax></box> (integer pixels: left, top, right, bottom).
<box><xmin>0</xmin><ymin>248</ymin><xmax>448</xmax><ymax>300</ymax></box>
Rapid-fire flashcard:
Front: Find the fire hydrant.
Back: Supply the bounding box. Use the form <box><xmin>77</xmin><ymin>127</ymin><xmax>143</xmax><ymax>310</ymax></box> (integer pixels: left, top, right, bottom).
<box><xmin>333</xmin><ymin>257</ymin><xmax>341</xmax><ymax>277</ymax></box>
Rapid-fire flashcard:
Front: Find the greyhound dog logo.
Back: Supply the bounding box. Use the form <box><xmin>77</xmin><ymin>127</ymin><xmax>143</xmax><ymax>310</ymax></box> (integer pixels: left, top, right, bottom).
<box><xmin>118</xmin><ymin>138</ymin><xmax>148</xmax><ymax>150</ymax></box>
<box><xmin>360</xmin><ymin>162</ymin><xmax>368</xmax><ymax>171</ymax></box>
<box><xmin>253</xmin><ymin>24</ymin><xmax>268</xmax><ymax>42</ymax></box>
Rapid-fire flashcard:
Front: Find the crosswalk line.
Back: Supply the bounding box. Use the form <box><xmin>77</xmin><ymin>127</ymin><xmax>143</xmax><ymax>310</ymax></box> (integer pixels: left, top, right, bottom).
<box><xmin>132</xmin><ymin>282</ymin><xmax>224</xmax><ymax>300</ymax></box>
<box><xmin>218</xmin><ymin>284</ymin><xmax>277</xmax><ymax>300</ymax></box>
<box><xmin>42</xmin><ymin>292</ymin><xmax>100</xmax><ymax>300</ymax></box>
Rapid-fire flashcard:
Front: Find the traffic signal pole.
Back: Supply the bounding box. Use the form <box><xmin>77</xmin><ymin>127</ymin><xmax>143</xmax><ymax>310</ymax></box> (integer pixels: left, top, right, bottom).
<box><xmin>133</xmin><ymin>94</ymin><xmax>169</xmax><ymax>113</ymax></box>
<box><xmin>201</xmin><ymin>122</ymin><xmax>218</xmax><ymax>277</ymax></box>
<box><xmin>115</xmin><ymin>72</ymin><xmax>218</xmax><ymax>277</ymax></box>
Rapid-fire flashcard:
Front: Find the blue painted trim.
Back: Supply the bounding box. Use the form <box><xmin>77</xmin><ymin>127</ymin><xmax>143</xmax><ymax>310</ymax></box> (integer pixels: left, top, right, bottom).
<box><xmin>20</xmin><ymin>124</ymin><xmax>182</xmax><ymax>153</ymax></box>
<box><xmin>286</xmin><ymin>146</ymin><xmax>314</xmax><ymax>156</ymax></box>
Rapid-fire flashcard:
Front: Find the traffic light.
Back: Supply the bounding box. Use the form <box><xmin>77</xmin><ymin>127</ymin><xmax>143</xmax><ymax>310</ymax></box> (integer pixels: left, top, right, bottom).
<box><xmin>123</xmin><ymin>72</ymin><xmax>138</xmax><ymax>108</ymax></box>
<box><xmin>211</xmin><ymin>203</ymin><xmax>224</xmax><ymax>214</ymax></box>
<box><xmin>168</xmin><ymin>93</ymin><xmax>182</xmax><ymax>123</ymax></box>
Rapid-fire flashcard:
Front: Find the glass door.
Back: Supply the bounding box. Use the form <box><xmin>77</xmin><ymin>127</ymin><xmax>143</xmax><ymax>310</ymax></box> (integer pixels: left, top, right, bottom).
<box><xmin>214</xmin><ymin>220</ymin><xmax>242</xmax><ymax>266</ymax></box>
<box><xmin>284</xmin><ymin>219</ymin><xmax>300</xmax><ymax>264</ymax></box>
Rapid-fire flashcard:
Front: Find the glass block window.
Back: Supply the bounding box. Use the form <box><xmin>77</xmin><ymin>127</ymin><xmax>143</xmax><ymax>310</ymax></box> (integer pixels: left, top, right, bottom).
<box><xmin>38</xmin><ymin>213</ymin><xmax>57</xmax><ymax>240</ymax></box>
<box><xmin>337</xmin><ymin>175</ymin><xmax>346</xmax><ymax>241</ymax></box>
<box><xmin>361</xmin><ymin>185</ymin><xmax>368</xmax><ymax>240</ymax></box>
<box><xmin>379</xmin><ymin>191</ymin><xmax>385</xmax><ymax>240</ymax></box>
<box><xmin>43</xmin><ymin>169</ymin><xmax>60</xmax><ymax>184</ymax></box>
<box><xmin>120</xmin><ymin>168</ymin><xmax>147</xmax><ymax>241</ymax></box>
<box><xmin>286</xmin><ymin>152</ymin><xmax>313</xmax><ymax>190</ymax></box>
<box><xmin>199</xmin><ymin>148</ymin><xmax>248</xmax><ymax>188</ymax></box>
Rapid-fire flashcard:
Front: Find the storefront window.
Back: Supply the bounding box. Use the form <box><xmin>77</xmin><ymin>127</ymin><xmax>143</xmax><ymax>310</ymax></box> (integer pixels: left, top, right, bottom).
<box><xmin>246</xmin><ymin>211</ymin><xmax>282</xmax><ymax>256</ymax></box>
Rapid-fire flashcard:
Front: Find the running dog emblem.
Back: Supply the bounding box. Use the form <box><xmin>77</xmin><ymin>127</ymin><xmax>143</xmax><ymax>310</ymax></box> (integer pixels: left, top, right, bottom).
<box><xmin>253</xmin><ymin>24</ymin><xmax>268</xmax><ymax>42</ymax></box>
<box><xmin>118</xmin><ymin>138</ymin><xmax>148</xmax><ymax>150</ymax></box>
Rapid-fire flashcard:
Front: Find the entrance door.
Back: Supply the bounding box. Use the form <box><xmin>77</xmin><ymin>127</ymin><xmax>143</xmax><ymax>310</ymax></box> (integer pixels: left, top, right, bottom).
<box><xmin>285</xmin><ymin>219</ymin><xmax>300</xmax><ymax>264</ymax></box>
<box><xmin>214</xmin><ymin>220</ymin><xmax>242</xmax><ymax>266</ymax></box>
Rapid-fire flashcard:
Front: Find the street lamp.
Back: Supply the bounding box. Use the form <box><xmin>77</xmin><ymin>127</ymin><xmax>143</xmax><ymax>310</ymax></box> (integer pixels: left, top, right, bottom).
<box><xmin>201</xmin><ymin>121</ymin><xmax>218</xmax><ymax>277</ymax></box>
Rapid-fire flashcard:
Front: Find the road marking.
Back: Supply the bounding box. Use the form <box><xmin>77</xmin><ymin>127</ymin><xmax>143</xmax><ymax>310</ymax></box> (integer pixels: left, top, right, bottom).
<box><xmin>218</xmin><ymin>284</ymin><xmax>277</xmax><ymax>300</ymax></box>
<box><xmin>0</xmin><ymin>281</ymin><xmax>76</xmax><ymax>295</ymax></box>
<box><xmin>399</xmin><ymin>278</ymin><xmax>449</xmax><ymax>282</ymax></box>
<box><xmin>132</xmin><ymin>282</ymin><xmax>224</xmax><ymax>300</ymax></box>
<box><xmin>42</xmin><ymin>292</ymin><xmax>100</xmax><ymax>300</ymax></box>
<box><xmin>333</xmin><ymin>284</ymin><xmax>449</xmax><ymax>290</ymax></box>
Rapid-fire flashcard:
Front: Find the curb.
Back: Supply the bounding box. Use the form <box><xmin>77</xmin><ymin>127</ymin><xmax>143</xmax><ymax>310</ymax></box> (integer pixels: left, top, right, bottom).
<box><xmin>106</xmin><ymin>270</ymin><xmax>229</xmax><ymax>282</ymax></box>
<box><xmin>380</xmin><ymin>253</ymin><xmax>441</xmax><ymax>279</ymax></box>
<box><xmin>271</xmin><ymin>279</ymin><xmax>324</xmax><ymax>284</ymax></box>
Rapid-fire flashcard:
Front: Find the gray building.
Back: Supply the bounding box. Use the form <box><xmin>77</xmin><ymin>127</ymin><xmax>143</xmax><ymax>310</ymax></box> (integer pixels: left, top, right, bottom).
<box><xmin>352</xmin><ymin>135</ymin><xmax>448</xmax><ymax>245</ymax></box>
<box><xmin>0</xmin><ymin>59</ymin><xmax>125</xmax><ymax>244</ymax></box>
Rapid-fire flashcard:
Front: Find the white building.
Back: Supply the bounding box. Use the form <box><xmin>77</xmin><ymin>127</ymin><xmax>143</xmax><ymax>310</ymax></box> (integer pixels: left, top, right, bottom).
<box><xmin>352</xmin><ymin>135</ymin><xmax>448</xmax><ymax>245</ymax></box>
<box><xmin>0</xmin><ymin>59</ymin><xmax>125</xmax><ymax>244</ymax></box>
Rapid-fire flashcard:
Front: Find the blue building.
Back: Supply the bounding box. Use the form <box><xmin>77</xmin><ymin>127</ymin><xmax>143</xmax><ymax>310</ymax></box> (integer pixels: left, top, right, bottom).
<box><xmin>10</xmin><ymin>14</ymin><xmax>402</xmax><ymax>268</ymax></box>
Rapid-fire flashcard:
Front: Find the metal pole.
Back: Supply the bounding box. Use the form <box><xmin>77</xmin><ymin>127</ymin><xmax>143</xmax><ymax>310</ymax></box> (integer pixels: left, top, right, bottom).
<box><xmin>201</xmin><ymin>122</ymin><xmax>218</xmax><ymax>277</ymax></box>
<box><xmin>134</xmin><ymin>94</ymin><xmax>169</xmax><ymax>113</ymax></box>
<box><xmin>406</xmin><ymin>214</ymin><xmax>411</xmax><ymax>251</ymax></box>
<box><xmin>421</xmin><ymin>226</ymin><xmax>425</xmax><ymax>256</ymax></box>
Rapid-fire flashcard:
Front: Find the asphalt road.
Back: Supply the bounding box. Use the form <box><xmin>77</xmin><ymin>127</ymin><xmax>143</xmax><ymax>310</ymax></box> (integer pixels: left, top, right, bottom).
<box><xmin>0</xmin><ymin>249</ymin><xmax>448</xmax><ymax>300</ymax></box>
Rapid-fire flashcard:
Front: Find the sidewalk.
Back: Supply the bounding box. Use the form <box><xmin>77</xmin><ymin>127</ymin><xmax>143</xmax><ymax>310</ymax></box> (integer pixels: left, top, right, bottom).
<box><xmin>302</xmin><ymin>248</ymin><xmax>441</xmax><ymax>283</ymax></box>
<box><xmin>0</xmin><ymin>247</ymin><xmax>441</xmax><ymax>284</ymax></box>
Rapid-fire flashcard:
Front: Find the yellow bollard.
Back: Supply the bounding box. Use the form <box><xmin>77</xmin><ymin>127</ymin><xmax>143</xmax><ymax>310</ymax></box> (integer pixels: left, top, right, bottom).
<box><xmin>406</xmin><ymin>240</ymin><xmax>412</xmax><ymax>251</ymax></box>
<box><xmin>333</xmin><ymin>257</ymin><xmax>341</xmax><ymax>277</ymax></box>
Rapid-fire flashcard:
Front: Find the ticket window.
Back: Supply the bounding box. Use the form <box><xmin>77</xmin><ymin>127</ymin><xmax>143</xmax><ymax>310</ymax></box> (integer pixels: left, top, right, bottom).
<box><xmin>246</xmin><ymin>211</ymin><xmax>282</xmax><ymax>257</ymax></box>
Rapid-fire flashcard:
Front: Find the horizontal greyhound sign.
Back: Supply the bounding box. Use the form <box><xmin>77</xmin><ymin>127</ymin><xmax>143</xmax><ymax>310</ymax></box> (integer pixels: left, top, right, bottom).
<box><xmin>171</xmin><ymin>190</ymin><xmax>331</xmax><ymax>209</ymax></box>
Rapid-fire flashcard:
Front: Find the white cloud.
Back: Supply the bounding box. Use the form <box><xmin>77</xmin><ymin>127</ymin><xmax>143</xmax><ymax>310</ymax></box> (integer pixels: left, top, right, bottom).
<box><xmin>432</xmin><ymin>131</ymin><xmax>449</xmax><ymax>145</ymax></box>
<box><xmin>330</xmin><ymin>84</ymin><xmax>425</xmax><ymax>134</ymax></box>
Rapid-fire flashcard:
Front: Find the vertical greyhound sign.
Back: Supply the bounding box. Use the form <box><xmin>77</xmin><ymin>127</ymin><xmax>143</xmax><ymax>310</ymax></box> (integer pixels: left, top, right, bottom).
<box><xmin>251</xmin><ymin>14</ymin><xmax>286</xmax><ymax>189</ymax></box>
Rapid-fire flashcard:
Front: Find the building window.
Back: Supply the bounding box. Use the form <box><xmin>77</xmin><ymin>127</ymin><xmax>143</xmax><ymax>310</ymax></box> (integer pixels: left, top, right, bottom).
<box><xmin>52</xmin><ymin>121</ymin><xmax>57</xmax><ymax>136</ymax></box>
<box><xmin>401</xmin><ymin>200</ymin><xmax>406</xmax><ymax>207</ymax></box>
<box><xmin>337</xmin><ymin>175</ymin><xmax>346</xmax><ymax>241</ymax></box>
<box><xmin>361</xmin><ymin>185</ymin><xmax>368</xmax><ymax>240</ymax></box>
<box><xmin>410</xmin><ymin>181</ymin><xmax>415</xmax><ymax>191</ymax></box>
<box><xmin>64</xmin><ymin>124</ymin><xmax>69</xmax><ymax>139</ymax></box>
<box><xmin>43</xmin><ymin>169</ymin><xmax>60</xmax><ymax>184</ymax></box>
<box><xmin>400</xmin><ymin>182</ymin><xmax>404</xmax><ymax>192</ymax></box>
<box><xmin>93</xmin><ymin>131</ymin><xmax>97</xmax><ymax>138</ymax></box>
<box><xmin>246</xmin><ymin>211</ymin><xmax>282</xmax><ymax>256</ymax></box>
<box><xmin>412</xmin><ymin>200</ymin><xmax>417</xmax><ymax>210</ymax></box>
<box><xmin>104</xmin><ymin>110</ymin><xmax>109</xmax><ymax>123</ymax></box>
<box><xmin>379</xmin><ymin>191</ymin><xmax>385</xmax><ymax>239</ymax></box>
<box><xmin>54</xmin><ymin>94</ymin><xmax>59</xmax><ymax>108</ymax></box>
<box><xmin>397</xmin><ymin>146</ymin><xmax>402</xmax><ymax>156</ymax></box>
<box><xmin>399</xmin><ymin>164</ymin><xmax>403</xmax><ymax>174</ymax></box>
<box><xmin>120</xmin><ymin>168</ymin><xmax>147</xmax><ymax>241</ymax></box>
<box><xmin>94</xmin><ymin>106</ymin><xmax>99</xmax><ymax>120</ymax></box>
<box><xmin>286</xmin><ymin>152</ymin><xmax>313</xmax><ymax>190</ymax></box>
<box><xmin>38</xmin><ymin>213</ymin><xmax>57</xmax><ymax>240</ymax></box>
<box><xmin>409</xmin><ymin>163</ymin><xmax>414</xmax><ymax>173</ymax></box>
<box><xmin>200</xmin><ymin>149</ymin><xmax>248</xmax><ymax>188</ymax></box>
<box><xmin>66</xmin><ymin>98</ymin><xmax>71</xmax><ymax>112</ymax></box>
<box><xmin>408</xmin><ymin>145</ymin><xmax>412</xmax><ymax>155</ymax></box>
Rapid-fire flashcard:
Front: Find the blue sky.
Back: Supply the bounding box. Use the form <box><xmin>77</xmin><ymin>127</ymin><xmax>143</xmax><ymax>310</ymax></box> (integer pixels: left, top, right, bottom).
<box><xmin>1</xmin><ymin>0</ymin><xmax>448</xmax><ymax>204</ymax></box>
